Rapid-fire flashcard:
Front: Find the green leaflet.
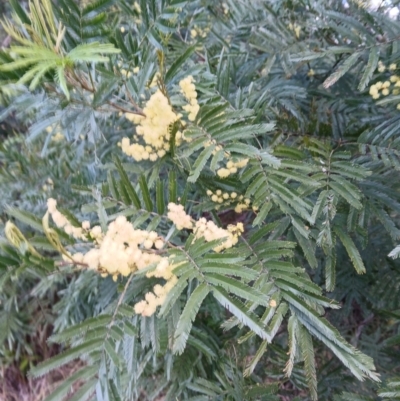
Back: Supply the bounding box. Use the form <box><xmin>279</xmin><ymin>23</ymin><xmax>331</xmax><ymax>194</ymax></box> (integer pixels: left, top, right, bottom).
<box><xmin>334</xmin><ymin>226</ymin><xmax>366</xmax><ymax>274</ymax></box>
<box><xmin>165</xmin><ymin>46</ymin><xmax>196</xmax><ymax>83</ymax></box>
<box><xmin>243</xmin><ymin>340</ymin><xmax>268</xmax><ymax>377</ymax></box>
<box><xmin>299</xmin><ymin>323</ymin><xmax>318</xmax><ymax>401</ymax></box>
<box><xmin>168</xmin><ymin>170</ymin><xmax>178</xmax><ymax>203</ymax></box>
<box><xmin>49</xmin><ymin>314</ymin><xmax>113</xmax><ymax>343</ymax></box>
<box><xmin>205</xmin><ymin>273</ymin><xmax>269</xmax><ymax>306</ymax></box>
<box><xmin>108</xmin><ymin>379</ymin><xmax>123</xmax><ymax>401</ymax></box>
<box><xmin>139</xmin><ymin>174</ymin><xmax>153</xmax><ymax>211</ymax></box>
<box><xmin>378</xmin><ymin>378</ymin><xmax>400</xmax><ymax>399</ymax></box>
<box><xmin>325</xmin><ymin>249</ymin><xmax>337</xmax><ymax>291</ymax></box>
<box><xmin>323</xmin><ymin>51</ymin><xmax>362</xmax><ymax>88</ymax></box>
<box><xmin>158</xmin><ymin>271</ymin><xmax>192</xmax><ymax>317</ymax></box>
<box><xmin>9</xmin><ymin>0</ymin><xmax>30</xmax><ymax>24</ymax></box>
<box><xmin>188</xmin><ymin>145</ymin><xmax>215</xmax><ymax>183</ymax></box>
<box><xmin>213</xmin><ymin>287</ymin><xmax>271</xmax><ymax>341</ymax></box>
<box><xmin>173</xmin><ymin>283</ymin><xmax>210</xmax><ymax>354</ymax></box>
<box><xmin>30</xmin><ymin>339</ymin><xmax>103</xmax><ymax>377</ymax></box>
<box><xmin>284</xmin><ymin>315</ymin><xmax>299</xmax><ymax>378</ymax></box>
<box><xmin>329</xmin><ymin>181</ymin><xmax>362</xmax><ymax>210</ymax></box>
<box><xmin>156</xmin><ymin>178</ymin><xmax>165</xmax><ymax>214</ymax></box>
<box><xmin>6</xmin><ymin>207</ymin><xmax>44</xmax><ymax>232</ymax></box>
<box><xmin>42</xmin><ymin>366</ymin><xmax>98</xmax><ymax>401</ymax></box>
<box><xmin>82</xmin><ymin>0</ymin><xmax>114</xmax><ymax>15</ymax></box>
<box><xmin>113</xmin><ymin>155</ymin><xmax>141</xmax><ymax>208</ymax></box>
<box><xmin>67</xmin><ymin>378</ymin><xmax>98</xmax><ymax>401</ymax></box>
<box><xmin>358</xmin><ymin>46</ymin><xmax>379</xmax><ymax>91</ymax></box>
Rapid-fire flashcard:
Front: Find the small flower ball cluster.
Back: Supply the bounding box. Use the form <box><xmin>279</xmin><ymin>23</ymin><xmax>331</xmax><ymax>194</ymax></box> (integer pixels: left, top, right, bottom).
<box><xmin>133</xmin><ymin>1</ymin><xmax>141</xmax><ymax>13</ymax></box>
<box><xmin>119</xmin><ymin>90</ymin><xmax>185</xmax><ymax>161</ymax></box>
<box><xmin>119</xmin><ymin>76</ymin><xmax>198</xmax><ymax>163</ymax></box>
<box><xmin>167</xmin><ymin>203</ymin><xmax>193</xmax><ymax>230</ymax></box>
<box><xmin>369</xmin><ymin>80</ymin><xmax>400</xmax><ymax>99</ymax></box>
<box><xmin>75</xmin><ymin>216</ymin><xmax>165</xmax><ymax>279</ymax></box>
<box><xmin>120</xmin><ymin>5</ymin><xmax>140</xmax><ymax>27</ymax></box>
<box><xmin>47</xmin><ymin>199</ymin><xmax>167</xmax><ymax>279</ymax></box>
<box><xmin>202</xmin><ymin>139</ymin><xmax>249</xmax><ymax>179</ymax></box>
<box><xmin>288</xmin><ymin>22</ymin><xmax>301</xmax><ymax>38</ymax></box>
<box><xmin>206</xmin><ymin>189</ymin><xmax>238</xmax><ymax>204</ymax></box>
<box><xmin>234</xmin><ymin>197</ymin><xmax>254</xmax><ymax>213</ymax></box>
<box><xmin>124</xmin><ymin>112</ymin><xmax>144</xmax><ymax>125</ymax></box>
<box><xmin>217</xmin><ymin>158</ymin><xmax>249</xmax><ymax>179</ymax></box>
<box><xmin>134</xmin><ymin>258</ymin><xmax>179</xmax><ymax>316</ymax></box>
<box><xmin>47</xmin><ymin>200</ymin><xmax>180</xmax><ymax>317</ymax></box>
<box><xmin>42</xmin><ymin>177</ymin><xmax>54</xmax><ymax>192</ymax></box>
<box><xmin>377</xmin><ymin>61</ymin><xmax>397</xmax><ymax>73</ymax></box>
<box><xmin>121</xmin><ymin>66</ymin><xmax>140</xmax><ymax>79</ymax></box>
<box><xmin>370</xmin><ymin>62</ymin><xmax>400</xmax><ymax>109</ymax></box>
<box><xmin>47</xmin><ymin>198</ymin><xmax>87</xmax><ymax>240</ymax></box>
<box><xmin>190</xmin><ymin>25</ymin><xmax>210</xmax><ymax>39</ymax></box>
<box><xmin>194</xmin><ymin>219</ymin><xmax>244</xmax><ymax>252</ymax></box>
<box><xmin>204</xmin><ymin>139</ymin><xmax>226</xmax><ymax>156</ymax></box>
<box><xmin>167</xmin><ymin>202</ymin><xmax>244</xmax><ymax>252</ymax></box>
<box><xmin>180</xmin><ymin>76</ymin><xmax>200</xmax><ymax>121</ymax></box>
<box><xmin>46</xmin><ymin>126</ymin><xmax>64</xmax><ymax>142</ymax></box>
<box><xmin>149</xmin><ymin>72</ymin><xmax>160</xmax><ymax>88</ymax></box>
<box><xmin>205</xmin><ymin>189</ymin><xmax>255</xmax><ymax>213</ymax></box>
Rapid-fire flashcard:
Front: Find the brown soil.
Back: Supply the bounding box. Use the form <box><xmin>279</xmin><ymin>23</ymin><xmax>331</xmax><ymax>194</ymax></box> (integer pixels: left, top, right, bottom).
<box><xmin>0</xmin><ymin>360</ymin><xmax>86</xmax><ymax>401</ymax></box>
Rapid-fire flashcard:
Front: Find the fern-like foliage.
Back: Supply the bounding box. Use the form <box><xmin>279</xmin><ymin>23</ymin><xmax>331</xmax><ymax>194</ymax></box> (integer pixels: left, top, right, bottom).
<box><xmin>1</xmin><ymin>0</ymin><xmax>400</xmax><ymax>400</ymax></box>
<box><xmin>0</xmin><ymin>0</ymin><xmax>119</xmax><ymax>98</ymax></box>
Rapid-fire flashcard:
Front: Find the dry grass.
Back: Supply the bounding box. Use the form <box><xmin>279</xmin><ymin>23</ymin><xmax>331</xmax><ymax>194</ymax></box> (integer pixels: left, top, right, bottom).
<box><xmin>0</xmin><ymin>317</ymin><xmax>86</xmax><ymax>401</ymax></box>
<box><xmin>0</xmin><ymin>360</ymin><xmax>86</xmax><ymax>401</ymax></box>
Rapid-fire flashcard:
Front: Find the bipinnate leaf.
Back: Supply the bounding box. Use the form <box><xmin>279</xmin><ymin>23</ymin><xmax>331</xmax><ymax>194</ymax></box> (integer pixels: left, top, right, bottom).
<box><xmin>173</xmin><ymin>283</ymin><xmax>210</xmax><ymax>354</ymax></box>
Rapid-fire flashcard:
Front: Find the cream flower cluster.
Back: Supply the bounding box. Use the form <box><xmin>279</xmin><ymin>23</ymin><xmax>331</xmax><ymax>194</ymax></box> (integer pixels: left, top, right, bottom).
<box><xmin>167</xmin><ymin>202</ymin><xmax>244</xmax><ymax>252</ymax></box>
<box><xmin>204</xmin><ymin>139</ymin><xmax>225</xmax><ymax>155</ymax></box>
<box><xmin>207</xmin><ymin>189</ymin><xmax>237</xmax><ymax>204</ymax></box>
<box><xmin>205</xmin><ymin>189</ymin><xmax>258</xmax><ymax>213</ymax></box>
<box><xmin>133</xmin><ymin>1</ymin><xmax>141</xmax><ymax>13</ymax></box>
<box><xmin>70</xmin><ymin>216</ymin><xmax>166</xmax><ymax>279</ymax></box>
<box><xmin>234</xmin><ymin>198</ymin><xmax>253</xmax><ymax>213</ymax></box>
<box><xmin>377</xmin><ymin>61</ymin><xmax>397</xmax><ymax>73</ymax></box>
<box><xmin>288</xmin><ymin>22</ymin><xmax>301</xmax><ymax>38</ymax></box>
<box><xmin>47</xmin><ymin>198</ymin><xmax>87</xmax><ymax>240</ymax></box>
<box><xmin>370</xmin><ymin>62</ymin><xmax>400</xmax><ymax>108</ymax></box>
<box><xmin>42</xmin><ymin>177</ymin><xmax>54</xmax><ymax>192</ymax></box>
<box><xmin>149</xmin><ymin>72</ymin><xmax>160</xmax><ymax>88</ymax></box>
<box><xmin>119</xmin><ymin>90</ymin><xmax>186</xmax><ymax>161</ymax></box>
<box><xmin>190</xmin><ymin>25</ymin><xmax>210</xmax><ymax>39</ymax></box>
<box><xmin>202</xmin><ymin>139</ymin><xmax>249</xmax><ymax>179</ymax></box>
<box><xmin>180</xmin><ymin>76</ymin><xmax>200</xmax><ymax>121</ymax></box>
<box><xmin>121</xmin><ymin>66</ymin><xmax>140</xmax><ymax>79</ymax></box>
<box><xmin>369</xmin><ymin>80</ymin><xmax>398</xmax><ymax>99</ymax></box>
<box><xmin>119</xmin><ymin>76</ymin><xmax>199</xmax><ymax>163</ymax></box>
<box><xmin>134</xmin><ymin>258</ymin><xmax>180</xmax><ymax>317</ymax></box>
<box><xmin>217</xmin><ymin>158</ymin><xmax>249</xmax><ymax>179</ymax></box>
<box><xmin>194</xmin><ymin>219</ymin><xmax>244</xmax><ymax>252</ymax></box>
<box><xmin>167</xmin><ymin>203</ymin><xmax>193</xmax><ymax>230</ymax></box>
<box><xmin>46</xmin><ymin>126</ymin><xmax>64</xmax><ymax>142</ymax></box>
<box><xmin>45</xmin><ymin>199</ymin><xmax>245</xmax><ymax>317</ymax></box>
<box><xmin>47</xmin><ymin>199</ymin><xmax>181</xmax><ymax>317</ymax></box>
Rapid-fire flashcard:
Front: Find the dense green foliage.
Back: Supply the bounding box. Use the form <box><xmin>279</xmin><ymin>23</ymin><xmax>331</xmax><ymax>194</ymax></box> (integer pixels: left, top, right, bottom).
<box><xmin>1</xmin><ymin>0</ymin><xmax>400</xmax><ymax>400</ymax></box>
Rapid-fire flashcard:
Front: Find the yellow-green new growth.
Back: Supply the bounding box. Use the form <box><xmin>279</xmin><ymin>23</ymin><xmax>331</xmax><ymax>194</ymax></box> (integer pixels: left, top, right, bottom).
<box><xmin>0</xmin><ymin>0</ymin><xmax>120</xmax><ymax>99</ymax></box>
<box><xmin>5</xmin><ymin>221</ymin><xmax>42</xmax><ymax>258</ymax></box>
